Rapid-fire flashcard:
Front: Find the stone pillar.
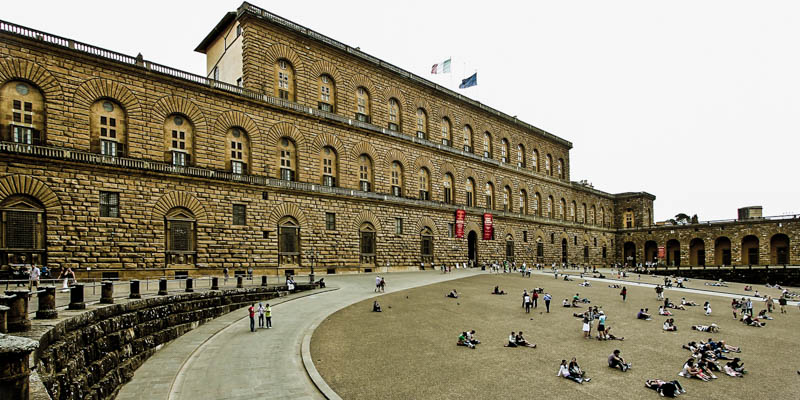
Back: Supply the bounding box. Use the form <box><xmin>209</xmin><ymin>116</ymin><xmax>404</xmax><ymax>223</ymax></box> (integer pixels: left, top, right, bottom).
<box><xmin>100</xmin><ymin>281</ymin><xmax>114</xmax><ymax>304</ymax></box>
<box><xmin>3</xmin><ymin>291</ymin><xmax>31</xmax><ymax>333</ymax></box>
<box><xmin>129</xmin><ymin>280</ymin><xmax>141</xmax><ymax>299</ymax></box>
<box><xmin>261</xmin><ymin>275</ymin><xmax>268</xmax><ymax>287</ymax></box>
<box><xmin>185</xmin><ymin>278</ymin><xmax>194</xmax><ymax>293</ymax></box>
<box><xmin>68</xmin><ymin>284</ymin><xmax>86</xmax><ymax>310</ymax></box>
<box><xmin>0</xmin><ymin>334</ymin><xmax>39</xmax><ymax>400</ymax></box>
<box><xmin>35</xmin><ymin>286</ymin><xmax>57</xmax><ymax>319</ymax></box>
<box><xmin>236</xmin><ymin>276</ymin><xmax>243</xmax><ymax>289</ymax></box>
<box><xmin>158</xmin><ymin>278</ymin><xmax>168</xmax><ymax>296</ymax></box>
<box><xmin>0</xmin><ymin>306</ymin><xmax>8</xmax><ymax>333</ymax></box>
<box><xmin>211</xmin><ymin>277</ymin><xmax>219</xmax><ymax>291</ymax></box>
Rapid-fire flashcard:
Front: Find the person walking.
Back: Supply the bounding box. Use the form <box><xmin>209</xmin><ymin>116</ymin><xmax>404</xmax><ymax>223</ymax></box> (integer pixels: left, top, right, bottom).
<box><xmin>532</xmin><ymin>290</ymin><xmax>539</xmax><ymax>309</ymax></box>
<box><xmin>264</xmin><ymin>303</ymin><xmax>272</xmax><ymax>328</ymax></box>
<box><xmin>257</xmin><ymin>303</ymin><xmax>265</xmax><ymax>328</ymax></box>
<box><xmin>620</xmin><ymin>286</ymin><xmax>627</xmax><ymax>302</ymax></box>
<box><xmin>544</xmin><ymin>292</ymin><xmax>552</xmax><ymax>313</ymax></box>
<box><xmin>248</xmin><ymin>304</ymin><xmax>256</xmax><ymax>332</ymax></box>
<box><xmin>375</xmin><ymin>275</ymin><xmax>381</xmax><ymax>292</ymax></box>
<box><xmin>379</xmin><ymin>277</ymin><xmax>386</xmax><ymax>292</ymax></box>
<box><xmin>524</xmin><ymin>292</ymin><xmax>532</xmax><ymax>314</ymax></box>
<box><xmin>29</xmin><ymin>264</ymin><xmax>40</xmax><ymax>290</ymax></box>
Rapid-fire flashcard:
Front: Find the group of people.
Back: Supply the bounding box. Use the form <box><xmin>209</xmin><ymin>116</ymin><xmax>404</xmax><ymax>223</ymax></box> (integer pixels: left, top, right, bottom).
<box><xmin>573</xmin><ymin>306</ymin><xmax>624</xmax><ymax>341</ymax></box>
<box><xmin>680</xmin><ymin>338</ymin><xmax>745</xmax><ymax>380</ymax></box>
<box><xmin>374</xmin><ymin>276</ymin><xmax>386</xmax><ymax>292</ymax></box>
<box><xmin>456</xmin><ymin>330</ymin><xmax>480</xmax><ymax>349</ymax></box>
<box><xmin>557</xmin><ymin>357</ymin><xmax>591</xmax><ymax>383</ymax></box>
<box><xmin>247</xmin><ymin>302</ymin><xmax>272</xmax><ymax>332</ymax></box>
<box><xmin>504</xmin><ymin>331</ymin><xmax>536</xmax><ymax>348</ymax></box>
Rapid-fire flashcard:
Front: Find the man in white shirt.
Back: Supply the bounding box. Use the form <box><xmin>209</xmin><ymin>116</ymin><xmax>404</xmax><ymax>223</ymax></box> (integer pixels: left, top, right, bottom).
<box><xmin>375</xmin><ymin>276</ymin><xmax>381</xmax><ymax>292</ymax></box>
<box><xmin>29</xmin><ymin>264</ymin><xmax>41</xmax><ymax>289</ymax></box>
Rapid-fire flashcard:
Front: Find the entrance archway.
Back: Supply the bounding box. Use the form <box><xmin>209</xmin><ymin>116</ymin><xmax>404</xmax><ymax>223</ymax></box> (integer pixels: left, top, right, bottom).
<box><xmin>666</xmin><ymin>239</ymin><xmax>681</xmax><ymax>266</ymax></box>
<box><xmin>714</xmin><ymin>237</ymin><xmax>731</xmax><ymax>266</ymax></box>
<box><xmin>689</xmin><ymin>238</ymin><xmax>705</xmax><ymax>266</ymax></box>
<box><xmin>467</xmin><ymin>230</ymin><xmax>478</xmax><ymax>267</ymax></box>
<box><xmin>741</xmin><ymin>235</ymin><xmax>759</xmax><ymax>265</ymax></box>
<box><xmin>770</xmin><ymin>234</ymin><xmax>789</xmax><ymax>265</ymax></box>
<box><xmin>644</xmin><ymin>241</ymin><xmax>658</xmax><ymax>263</ymax></box>
<box><xmin>623</xmin><ymin>242</ymin><xmax>636</xmax><ymax>265</ymax></box>
<box><xmin>561</xmin><ymin>238</ymin><xmax>568</xmax><ymax>264</ymax></box>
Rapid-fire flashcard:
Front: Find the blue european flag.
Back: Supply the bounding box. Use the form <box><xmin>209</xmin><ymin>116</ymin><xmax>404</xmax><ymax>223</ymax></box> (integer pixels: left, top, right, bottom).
<box><xmin>459</xmin><ymin>73</ymin><xmax>477</xmax><ymax>89</ymax></box>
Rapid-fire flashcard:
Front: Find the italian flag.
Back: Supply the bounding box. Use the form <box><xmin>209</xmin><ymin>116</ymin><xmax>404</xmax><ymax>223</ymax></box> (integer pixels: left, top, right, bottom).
<box><xmin>431</xmin><ymin>58</ymin><xmax>451</xmax><ymax>74</ymax></box>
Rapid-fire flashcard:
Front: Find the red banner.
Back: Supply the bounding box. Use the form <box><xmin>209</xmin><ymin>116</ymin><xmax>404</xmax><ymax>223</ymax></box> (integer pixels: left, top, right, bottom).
<box><xmin>482</xmin><ymin>213</ymin><xmax>493</xmax><ymax>240</ymax></box>
<box><xmin>455</xmin><ymin>209</ymin><xmax>466</xmax><ymax>238</ymax></box>
<box><xmin>657</xmin><ymin>246</ymin><xmax>666</xmax><ymax>259</ymax></box>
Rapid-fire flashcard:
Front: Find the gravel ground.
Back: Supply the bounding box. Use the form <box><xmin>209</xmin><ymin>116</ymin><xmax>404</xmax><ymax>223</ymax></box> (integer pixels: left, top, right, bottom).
<box><xmin>311</xmin><ymin>272</ymin><xmax>800</xmax><ymax>399</ymax></box>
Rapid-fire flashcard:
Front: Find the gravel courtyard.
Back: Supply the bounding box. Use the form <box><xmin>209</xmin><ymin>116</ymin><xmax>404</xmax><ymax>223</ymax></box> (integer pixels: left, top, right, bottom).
<box><xmin>311</xmin><ymin>272</ymin><xmax>800</xmax><ymax>399</ymax></box>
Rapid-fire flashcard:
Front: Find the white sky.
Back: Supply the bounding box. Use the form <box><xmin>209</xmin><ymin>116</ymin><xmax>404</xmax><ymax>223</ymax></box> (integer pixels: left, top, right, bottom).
<box><xmin>5</xmin><ymin>1</ymin><xmax>798</xmax><ymax>221</ymax></box>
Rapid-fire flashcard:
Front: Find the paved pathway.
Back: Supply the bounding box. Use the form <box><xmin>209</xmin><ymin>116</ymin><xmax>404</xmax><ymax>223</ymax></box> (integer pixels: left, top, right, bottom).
<box><xmin>116</xmin><ymin>269</ymin><xmax>481</xmax><ymax>400</ymax></box>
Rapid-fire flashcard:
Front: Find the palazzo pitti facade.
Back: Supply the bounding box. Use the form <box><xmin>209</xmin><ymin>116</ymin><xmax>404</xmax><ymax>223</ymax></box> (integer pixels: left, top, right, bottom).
<box><xmin>0</xmin><ymin>3</ymin><xmax>796</xmax><ymax>279</ymax></box>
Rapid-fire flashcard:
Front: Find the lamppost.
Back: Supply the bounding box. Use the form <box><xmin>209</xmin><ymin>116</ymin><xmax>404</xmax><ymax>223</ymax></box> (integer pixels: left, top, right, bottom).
<box><xmin>305</xmin><ymin>232</ymin><xmax>318</xmax><ymax>283</ymax></box>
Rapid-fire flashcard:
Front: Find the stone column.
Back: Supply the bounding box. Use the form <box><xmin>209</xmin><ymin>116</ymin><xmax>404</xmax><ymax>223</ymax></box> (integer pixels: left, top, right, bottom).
<box><xmin>3</xmin><ymin>291</ymin><xmax>31</xmax><ymax>333</ymax></box>
<box><xmin>0</xmin><ymin>334</ymin><xmax>39</xmax><ymax>400</ymax></box>
<box><xmin>185</xmin><ymin>278</ymin><xmax>194</xmax><ymax>293</ymax></box>
<box><xmin>211</xmin><ymin>277</ymin><xmax>219</xmax><ymax>291</ymax></box>
<box><xmin>100</xmin><ymin>281</ymin><xmax>114</xmax><ymax>304</ymax></box>
<box><xmin>158</xmin><ymin>278</ymin><xmax>168</xmax><ymax>296</ymax></box>
<box><xmin>129</xmin><ymin>280</ymin><xmax>141</xmax><ymax>299</ymax></box>
<box><xmin>0</xmin><ymin>306</ymin><xmax>8</xmax><ymax>333</ymax></box>
<box><xmin>35</xmin><ymin>286</ymin><xmax>57</xmax><ymax>319</ymax></box>
<box><xmin>236</xmin><ymin>276</ymin><xmax>243</xmax><ymax>289</ymax></box>
<box><xmin>261</xmin><ymin>275</ymin><xmax>268</xmax><ymax>287</ymax></box>
<box><xmin>68</xmin><ymin>284</ymin><xmax>86</xmax><ymax>310</ymax></box>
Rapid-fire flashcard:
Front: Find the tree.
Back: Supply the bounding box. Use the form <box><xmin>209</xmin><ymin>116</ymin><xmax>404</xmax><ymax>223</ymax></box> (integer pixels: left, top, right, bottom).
<box><xmin>674</xmin><ymin>213</ymin><xmax>691</xmax><ymax>225</ymax></box>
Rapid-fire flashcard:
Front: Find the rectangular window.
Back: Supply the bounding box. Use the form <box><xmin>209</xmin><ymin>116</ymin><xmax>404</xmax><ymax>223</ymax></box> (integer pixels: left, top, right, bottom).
<box><xmin>5</xmin><ymin>211</ymin><xmax>37</xmax><ymax>249</ymax></box>
<box><xmin>232</xmin><ymin>161</ymin><xmax>245</xmax><ymax>175</ymax></box>
<box><xmin>466</xmin><ymin>192</ymin><xmax>473</xmax><ymax>207</ymax></box>
<box><xmin>99</xmin><ymin>191</ymin><xmax>119</xmax><ymax>218</ymax></box>
<box><xmin>233</xmin><ymin>204</ymin><xmax>246</xmax><ymax>225</ymax></box>
<box><xmin>395</xmin><ymin>218</ymin><xmax>403</xmax><ymax>235</ymax></box>
<box><xmin>169</xmin><ymin>221</ymin><xmax>192</xmax><ymax>251</ymax></box>
<box><xmin>448</xmin><ymin>223</ymin><xmax>454</xmax><ymax>238</ymax></box>
<box><xmin>523</xmin><ymin>231</ymin><xmax>528</xmax><ymax>243</ymax></box>
<box><xmin>172</xmin><ymin>151</ymin><xmax>187</xmax><ymax>166</ymax></box>
<box><xmin>318</xmin><ymin>102</ymin><xmax>333</xmax><ymax>112</ymax></box>
<box><xmin>537</xmin><ymin>242</ymin><xmax>544</xmax><ymax>257</ymax></box>
<box><xmin>101</xmin><ymin>140</ymin><xmax>118</xmax><ymax>156</ymax></box>
<box><xmin>326</xmin><ymin>212</ymin><xmax>336</xmax><ymax>231</ymax></box>
<box><xmin>602</xmin><ymin>247</ymin><xmax>607</xmax><ymax>259</ymax></box>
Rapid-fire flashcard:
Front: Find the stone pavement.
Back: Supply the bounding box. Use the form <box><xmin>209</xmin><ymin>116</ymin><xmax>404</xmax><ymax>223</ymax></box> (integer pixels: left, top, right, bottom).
<box><xmin>116</xmin><ymin>269</ymin><xmax>482</xmax><ymax>400</ymax></box>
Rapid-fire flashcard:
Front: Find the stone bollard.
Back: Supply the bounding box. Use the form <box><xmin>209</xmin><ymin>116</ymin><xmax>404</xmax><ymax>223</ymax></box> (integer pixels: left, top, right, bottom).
<box><xmin>129</xmin><ymin>280</ymin><xmax>141</xmax><ymax>299</ymax></box>
<box><xmin>185</xmin><ymin>278</ymin><xmax>194</xmax><ymax>293</ymax></box>
<box><xmin>261</xmin><ymin>275</ymin><xmax>268</xmax><ymax>287</ymax></box>
<box><xmin>158</xmin><ymin>278</ymin><xmax>168</xmax><ymax>296</ymax></box>
<box><xmin>236</xmin><ymin>276</ymin><xmax>243</xmax><ymax>288</ymax></box>
<box><xmin>100</xmin><ymin>281</ymin><xmax>114</xmax><ymax>304</ymax></box>
<box><xmin>0</xmin><ymin>306</ymin><xmax>8</xmax><ymax>333</ymax></box>
<box><xmin>211</xmin><ymin>277</ymin><xmax>219</xmax><ymax>291</ymax></box>
<box><xmin>35</xmin><ymin>286</ymin><xmax>58</xmax><ymax>319</ymax></box>
<box><xmin>68</xmin><ymin>284</ymin><xmax>86</xmax><ymax>310</ymax></box>
<box><xmin>3</xmin><ymin>291</ymin><xmax>31</xmax><ymax>332</ymax></box>
<box><xmin>0</xmin><ymin>334</ymin><xmax>39</xmax><ymax>400</ymax></box>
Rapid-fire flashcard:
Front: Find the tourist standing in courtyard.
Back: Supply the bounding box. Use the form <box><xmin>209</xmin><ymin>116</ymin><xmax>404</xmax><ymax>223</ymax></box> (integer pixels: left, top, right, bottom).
<box><xmin>257</xmin><ymin>302</ymin><xmax>265</xmax><ymax>328</ymax></box>
<box><xmin>248</xmin><ymin>304</ymin><xmax>255</xmax><ymax>332</ymax></box>
<box><xmin>544</xmin><ymin>292</ymin><xmax>552</xmax><ymax>313</ymax></box>
<box><xmin>375</xmin><ymin>276</ymin><xmax>381</xmax><ymax>292</ymax></box>
<box><xmin>620</xmin><ymin>286</ymin><xmax>627</xmax><ymax>302</ymax></box>
<box><xmin>264</xmin><ymin>303</ymin><xmax>272</xmax><ymax>328</ymax></box>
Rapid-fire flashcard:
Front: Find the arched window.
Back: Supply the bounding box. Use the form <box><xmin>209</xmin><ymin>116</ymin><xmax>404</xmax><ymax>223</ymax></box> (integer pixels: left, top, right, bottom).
<box><xmin>1</xmin><ymin>81</ymin><xmax>45</xmax><ymax>145</ymax></box>
<box><xmin>418</xmin><ymin>168</ymin><xmax>431</xmax><ymax>200</ymax></box>
<box><xmin>318</xmin><ymin>74</ymin><xmax>335</xmax><ymax>112</ymax></box>
<box><xmin>502</xmin><ymin>185</ymin><xmax>512</xmax><ymax>211</ymax></box>
<box><xmin>483</xmin><ymin>132</ymin><xmax>493</xmax><ymax>158</ymax></box>
<box><xmin>388</xmin><ymin>98</ymin><xmax>401</xmax><ymax>131</ymax></box>
<box><xmin>440</xmin><ymin>117</ymin><xmax>452</xmax><ymax>146</ymax></box>
<box><xmin>558</xmin><ymin>158</ymin><xmax>565</xmax><ymax>179</ymax></box>
<box><xmin>359</xmin><ymin>222</ymin><xmax>376</xmax><ymax>265</ymax></box>
<box><xmin>227</xmin><ymin>127</ymin><xmax>250</xmax><ymax>174</ymax></box>
<box><xmin>420</xmin><ymin>226</ymin><xmax>434</xmax><ymax>262</ymax></box>
<box><xmin>463</xmin><ymin>125</ymin><xmax>473</xmax><ymax>153</ymax></box>
<box><xmin>443</xmin><ymin>173</ymin><xmax>454</xmax><ymax>204</ymax></box>
<box><xmin>532</xmin><ymin>149</ymin><xmax>539</xmax><ymax>172</ymax></box>
<box><xmin>485</xmin><ymin>182</ymin><xmax>495</xmax><ymax>209</ymax></box>
<box><xmin>559</xmin><ymin>198</ymin><xmax>566</xmax><ymax>220</ymax></box>
<box><xmin>545</xmin><ymin>154</ymin><xmax>552</xmax><ymax>176</ymax></box>
<box><xmin>465</xmin><ymin>178</ymin><xmax>475</xmax><ymax>207</ymax></box>
<box><xmin>391</xmin><ymin>161</ymin><xmax>403</xmax><ymax>197</ymax></box>
<box><xmin>570</xmin><ymin>201</ymin><xmax>576</xmax><ymax>222</ymax></box>
<box><xmin>505</xmin><ymin>234</ymin><xmax>515</xmax><ymax>262</ymax></box>
<box><xmin>533</xmin><ymin>192</ymin><xmax>541</xmax><ymax>216</ymax></box>
<box><xmin>519</xmin><ymin>189</ymin><xmax>528</xmax><ymax>214</ymax></box>
<box><xmin>591</xmin><ymin>205</ymin><xmax>597</xmax><ymax>225</ymax></box>
<box><xmin>165</xmin><ymin>207</ymin><xmax>196</xmax><ymax>266</ymax></box>
<box><xmin>415</xmin><ymin>108</ymin><xmax>427</xmax><ymax>139</ymax></box>
<box><xmin>517</xmin><ymin>144</ymin><xmax>526</xmax><ymax>168</ymax></box>
<box><xmin>358</xmin><ymin>154</ymin><xmax>373</xmax><ymax>192</ymax></box>
<box><xmin>278</xmin><ymin>216</ymin><xmax>300</xmax><ymax>266</ymax></box>
<box><xmin>355</xmin><ymin>86</ymin><xmax>371</xmax><ymax>122</ymax></box>
<box><xmin>278</xmin><ymin>137</ymin><xmax>297</xmax><ymax>181</ymax></box>
<box><xmin>275</xmin><ymin>59</ymin><xmax>295</xmax><ymax>100</ymax></box>
<box><xmin>91</xmin><ymin>99</ymin><xmax>126</xmax><ymax>157</ymax></box>
<box><xmin>599</xmin><ymin>207</ymin><xmax>605</xmax><ymax>227</ymax></box>
<box><xmin>164</xmin><ymin>114</ymin><xmax>194</xmax><ymax>166</ymax></box>
<box><xmin>547</xmin><ymin>195</ymin><xmax>554</xmax><ymax>218</ymax></box>
<box><xmin>0</xmin><ymin>195</ymin><xmax>46</xmax><ymax>266</ymax></box>
<box><xmin>582</xmin><ymin>203</ymin><xmax>587</xmax><ymax>224</ymax></box>
<box><xmin>500</xmin><ymin>138</ymin><xmax>510</xmax><ymax>163</ymax></box>
<box><xmin>624</xmin><ymin>208</ymin><xmax>634</xmax><ymax>228</ymax></box>
<box><xmin>320</xmin><ymin>146</ymin><xmax>338</xmax><ymax>187</ymax></box>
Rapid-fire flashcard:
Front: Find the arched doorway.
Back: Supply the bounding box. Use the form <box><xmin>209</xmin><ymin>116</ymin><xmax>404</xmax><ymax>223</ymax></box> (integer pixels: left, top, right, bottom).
<box><xmin>623</xmin><ymin>241</ymin><xmax>636</xmax><ymax>265</ymax></box>
<box><xmin>741</xmin><ymin>235</ymin><xmax>759</xmax><ymax>265</ymax></box>
<box><xmin>689</xmin><ymin>238</ymin><xmax>705</xmax><ymax>266</ymax></box>
<box><xmin>666</xmin><ymin>239</ymin><xmax>681</xmax><ymax>266</ymax></box>
<box><xmin>467</xmin><ymin>230</ymin><xmax>478</xmax><ymax>267</ymax></box>
<box><xmin>561</xmin><ymin>238</ymin><xmax>568</xmax><ymax>264</ymax></box>
<box><xmin>770</xmin><ymin>234</ymin><xmax>789</xmax><ymax>265</ymax></box>
<box><xmin>420</xmin><ymin>227</ymin><xmax>434</xmax><ymax>263</ymax></box>
<box><xmin>714</xmin><ymin>237</ymin><xmax>731</xmax><ymax>266</ymax></box>
<box><xmin>644</xmin><ymin>241</ymin><xmax>658</xmax><ymax>263</ymax></box>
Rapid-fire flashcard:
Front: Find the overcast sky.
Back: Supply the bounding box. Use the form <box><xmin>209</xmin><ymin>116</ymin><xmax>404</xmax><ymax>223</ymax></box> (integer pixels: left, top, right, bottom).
<box><xmin>5</xmin><ymin>1</ymin><xmax>797</xmax><ymax>221</ymax></box>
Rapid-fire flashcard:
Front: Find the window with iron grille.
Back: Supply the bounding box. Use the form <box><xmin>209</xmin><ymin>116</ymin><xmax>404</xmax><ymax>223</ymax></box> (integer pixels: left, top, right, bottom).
<box><xmin>5</xmin><ymin>211</ymin><xmax>37</xmax><ymax>249</ymax></box>
<box><xmin>233</xmin><ymin>204</ymin><xmax>246</xmax><ymax>225</ymax></box>
<box><xmin>169</xmin><ymin>221</ymin><xmax>193</xmax><ymax>251</ymax></box>
<box><xmin>100</xmin><ymin>192</ymin><xmax>119</xmax><ymax>218</ymax></box>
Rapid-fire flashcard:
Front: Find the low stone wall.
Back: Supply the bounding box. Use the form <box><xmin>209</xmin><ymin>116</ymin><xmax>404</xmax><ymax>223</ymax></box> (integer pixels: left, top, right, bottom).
<box><xmin>32</xmin><ymin>284</ymin><xmax>315</xmax><ymax>400</ymax></box>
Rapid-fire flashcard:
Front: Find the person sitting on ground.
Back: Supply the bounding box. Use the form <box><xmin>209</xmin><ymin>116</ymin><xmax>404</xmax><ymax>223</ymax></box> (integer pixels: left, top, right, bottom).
<box><xmin>742</xmin><ymin>313</ymin><xmax>766</xmax><ymax>327</ymax></box>
<box><xmin>666</xmin><ymin>301</ymin><xmax>686</xmax><ymax>310</ymax></box>
<box><xmin>504</xmin><ymin>331</ymin><xmax>518</xmax><ymax>347</ymax></box>
<box><xmin>563</xmin><ymin>274</ymin><xmax>573</xmax><ymax>281</ymax></box>
<box><xmin>466</xmin><ymin>329</ymin><xmax>480</xmax><ymax>345</ymax></box>
<box><xmin>637</xmin><ymin>308</ymin><xmax>652</xmax><ymax>320</ymax></box>
<box><xmin>579</xmin><ymin>280</ymin><xmax>591</xmax><ymax>287</ymax></box>
<box><xmin>703</xmin><ymin>301</ymin><xmax>712</xmax><ymax>316</ymax></box>
<box><xmin>697</xmin><ymin>359</ymin><xmax>719</xmax><ymax>379</ymax></box>
<box><xmin>680</xmin><ymin>359</ymin><xmax>710</xmax><ymax>381</ymax></box>
<box><xmin>659</xmin><ymin>306</ymin><xmax>673</xmax><ymax>316</ymax></box>
<box><xmin>757</xmin><ymin>309</ymin><xmax>774</xmax><ymax>320</ymax></box>
<box><xmin>372</xmin><ymin>301</ymin><xmax>382</xmax><ymax>312</ymax></box>
<box><xmin>568</xmin><ymin>357</ymin><xmax>590</xmax><ymax>382</ymax></box>
<box><xmin>515</xmin><ymin>331</ymin><xmax>537</xmax><ymax>348</ymax></box>
<box><xmin>716</xmin><ymin>340</ymin><xmax>740</xmax><ymax>353</ymax></box>
<box><xmin>663</xmin><ymin>318</ymin><xmax>677</xmax><ymax>331</ymax></box>
<box><xmin>645</xmin><ymin>379</ymin><xmax>686</xmax><ymax>397</ymax></box>
<box><xmin>608</xmin><ymin>283</ymin><xmax>621</xmax><ymax>288</ymax></box>
<box><xmin>563</xmin><ymin>299</ymin><xmax>572</xmax><ymax>307</ymax></box>
<box><xmin>557</xmin><ymin>359</ymin><xmax>584</xmax><ymax>383</ymax></box>
<box><xmin>691</xmin><ymin>324</ymin><xmax>719</xmax><ymax>333</ymax></box>
<box><xmin>726</xmin><ymin>358</ymin><xmax>746</xmax><ymax>375</ymax></box>
<box><xmin>457</xmin><ymin>332</ymin><xmax>475</xmax><ymax>349</ymax></box>
<box><xmin>492</xmin><ymin>285</ymin><xmax>506</xmax><ymax>295</ymax></box>
<box><xmin>603</xmin><ymin>326</ymin><xmax>624</xmax><ymax>341</ymax></box>
<box><xmin>681</xmin><ymin>297</ymin><xmax>697</xmax><ymax>306</ymax></box>
<box><xmin>744</xmin><ymin>285</ymin><xmax>752</xmax><ymax>291</ymax></box>
<box><xmin>608</xmin><ymin>349</ymin><xmax>631</xmax><ymax>371</ymax></box>
<box><xmin>446</xmin><ymin>289</ymin><xmax>459</xmax><ymax>298</ymax></box>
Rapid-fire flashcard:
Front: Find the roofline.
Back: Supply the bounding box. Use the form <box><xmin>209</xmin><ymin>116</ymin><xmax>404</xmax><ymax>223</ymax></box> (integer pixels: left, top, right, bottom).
<box><xmin>194</xmin><ymin>12</ymin><xmax>236</xmax><ymax>53</ymax></box>
<box><xmin>613</xmin><ymin>191</ymin><xmax>656</xmax><ymax>201</ymax></box>
<box><xmin>236</xmin><ymin>2</ymin><xmax>573</xmax><ymax>149</ymax></box>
